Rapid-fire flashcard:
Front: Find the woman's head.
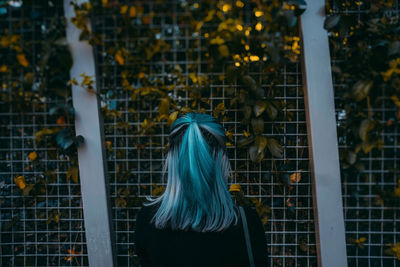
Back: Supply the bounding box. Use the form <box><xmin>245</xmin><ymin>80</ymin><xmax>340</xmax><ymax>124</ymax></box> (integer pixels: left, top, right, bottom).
<box><xmin>144</xmin><ymin>112</ymin><xmax>238</xmax><ymax>232</ymax></box>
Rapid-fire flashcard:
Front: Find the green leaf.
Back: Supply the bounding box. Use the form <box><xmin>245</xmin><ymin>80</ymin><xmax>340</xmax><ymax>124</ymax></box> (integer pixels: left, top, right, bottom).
<box><xmin>255</xmin><ymin>135</ymin><xmax>267</xmax><ymax>152</ymax></box>
<box><xmin>324</xmin><ymin>15</ymin><xmax>340</xmax><ymax>30</ymax></box>
<box><xmin>346</xmin><ymin>151</ymin><xmax>357</xmax><ymax>165</ymax></box>
<box><xmin>352</xmin><ymin>80</ymin><xmax>373</xmax><ymax>102</ymax></box>
<box><xmin>265</xmin><ymin>101</ymin><xmax>278</xmax><ymax>120</ymax></box>
<box><xmin>253</xmin><ymin>101</ymin><xmax>267</xmax><ymax>117</ymax></box>
<box><xmin>158</xmin><ymin>98</ymin><xmax>170</xmax><ymax>119</ymax></box>
<box><xmin>237</xmin><ymin>136</ymin><xmax>255</xmax><ymax>147</ymax></box>
<box><xmin>218</xmin><ymin>45</ymin><xmax>229</xmax><ymax>58</ymax></box>
<box><xmin>358</xmin><ymin>119</ymin><xmax>375</xmax><ymax>141</ymax></box>
<box><xmin>251</xmin><ymin>117</ymin><xmax>264</xmax><ymax>135</ymax></box>
<box><xmin>243</xmin><ymin>105</ymin><xmax>252</xmax><ymax>121</ymax></box>
<box><xmin>241</xmin><ymin>75</ymin><xmax>264</xmax><ymax>98</ymax></box>
<box><xmin>249</xmin><ymin>145</ymin><xmax>264</xmax><ymax>163</ymax></box>
<box><xmin>267</xmin><ymin>138</ymin><xmax>283</xmax><ymax>158</ymax></box>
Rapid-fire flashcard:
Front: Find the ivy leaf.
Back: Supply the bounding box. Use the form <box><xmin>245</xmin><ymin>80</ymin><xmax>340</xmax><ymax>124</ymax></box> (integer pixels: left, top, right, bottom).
<box><xmin>254</xmin><ymin>101</ymin><xmax>267</xmax><ymax>117</ymax></box>
<box><xmin>358</xmin><ymin>119</ymin><xmax>375</xmax><ymax>141</ymax></box>
<box><xmin>384</xmin><ymin>243</ymin><xmax>400</xmax><ymax>260</ymax></box>
<box><xmin>346</xmin><ymin>151</ymin><xmax>357</xmax><ymax>165</ymax></box>
<box><xmin>267</xmin><ymin>138</ymin><xmax>283</xmax><ymax>158</ymax></box>
<box><xmin>251</xmin><ymin>117</ymin><xmax>264</xmax><ymax>135</ymax></box>
<box><xmin>158</xmin><ymin>98</ymin><xmax>170</xmax><ymax>120</ymax></box>
<box><xmin>22</xmin><ymin>183</ymin><xmax>34</xmax><ymax>196</ymax></box>
<box><xmin>56</xmin><ymin>129</ymin><xmax>79</xmax><ymax>150</ymax></box>
<box><xmin>218</xmin><ymin>45</ymin><xmax>230</xmax><ymax>58</ymax></box>
<box><xmin>66</xmin><ymin>167</ymin><xmax>79</xmax><ymax>183</ymax></box>
<box><xmin>324</xmin><ymin>15</ymin><xmax>340</xmax><ymax>30</ymax></box>
<box><xmin>168</xmin><ymin>111</ymin><xmax>179</xmax><ymax>127</ymax></box>
<box><xmin>265</xmin><ymin>101</ymin><xmax>278</xmax><ymax>120</ymax></box>
<box><xmin>255</xmin><ymin>135</ymin><xmax>267</xmax><ymax>152</ymax></box>
<box><xmin>237</xmin><ymin>136</ymin><xmax>255</xmax><ymax>147</ymax></box>
<box><xmin>249</xmin><ymin>145</ymin><xmax>264</xmax><ymax>163</ymax></box>
<box><xmin>352</xmin><ymin>80</ymin><xmax>373</xmax><ymax>102</ymax></box>
<box><xmin>243</xmin><ymin>105</ymin><xmax>252</xmax><ymax>121</ymax></box>
<box><xmin>241</xmin><ymin>75</ymin><xmax>264</xmax><ymax>98</ymax></box>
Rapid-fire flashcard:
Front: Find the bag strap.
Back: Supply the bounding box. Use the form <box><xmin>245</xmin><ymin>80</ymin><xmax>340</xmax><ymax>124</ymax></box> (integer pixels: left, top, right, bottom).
<box><xmin>239</xmin><ymin>205</ymin><xmax>255</xmax><ymax>267</ymax></box>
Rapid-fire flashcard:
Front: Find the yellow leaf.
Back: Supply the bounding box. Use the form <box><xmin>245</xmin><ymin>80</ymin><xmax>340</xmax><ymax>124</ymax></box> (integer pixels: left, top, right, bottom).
<box><xmin>210</xmin><ymin>36</ymin><xmax>225</xmax><ymax>45</ymax></box>
<box><xmin>101</xmin><ymin>0</ymin><xmax>108</xmax><ymax>6</ymax></box>
<box><xmin>255</xmin><ymin>10</ymin><xmax>264</xmax><ymax>17</ymax></box>
<box><xmin>229</xmin><ymin>183</ymin><xmax>241</xmax><ymax>192</ymax></box>
<box><xmin>219</xmin><ymin>45</ymin><xmax>229</xmax><ymax>57</ymax></box>
<box><xmin>120</xmin><ymin>5</ymin><xmax>128</xmax><ymax>14</ymax></box>
<box><xmin>66</xmin><ymin>167</ymin><xmax>79</xmax><ymax>183</ymax></box>
<box><xmin>14</xmin><ymin>175</ymin><xmax>26</xmax><ymax>190</ymax></box>
<box><xmin>167</xmin><ymin>111</ymin><xmax>179</xmax><ymax>127</ymax></box>
<box><xmin>138</xmin><ymin>72</ymin><xmax>145</xmax><ymax>79</ymax></box>
<box><xmin>236</xmin><ymin>1</ymin><xmax>244</xmax><ymax>8</ymax></box>
<box><xmin>17</xmin><ymin>54</ymin><xmax>29</xmax><ymax>67</ymax></box>
<box><xmin>359</xmin><ymin>237</ymin><xmax>367</xmax><ymax>242</ymax></box>
<box><xmin>28</xmin><ymin>151</ymin><xmax>37</xmax><ymax>162</ymax></box>
<box><xmin>129</xmin><ymin>6</ymin><xmax>137</xmax><ymax>17</ymax></box>
<box><xmin>158</xmin><ymin>98</ymin><xmax>170</xmax><ymax>117</ymax></box>
<box><xmin>249</xmin><ymin>55</ymin><xmax>260</xmax><ymax>61</ymax></box>
<box><xmin>290</xmin><ymin>171</ymin><xmax>301</xmax><ymax>183</ymax></box>
<box><xmin>255</xmin><ymin>22</ymin><xmax>263</xmax><ymax>31</ymax></box>
<box><xmin>55</xmin><ymin>213</ymin><xmax>60</xmax><ymax>223</ymax></box>
<box><xmin>115</xmin><ymin>50</ymin><xmax>124</xmax><ymax>65</ymax></box>
<box><xmin>0</xmin><ymin>65</ymin><xmax>7</xmax><ymax>72</ymax></box>
<box><xmin>222</xmin><ymin>3</ymin><xmax>231</xmax><ymax>12</ymax></box>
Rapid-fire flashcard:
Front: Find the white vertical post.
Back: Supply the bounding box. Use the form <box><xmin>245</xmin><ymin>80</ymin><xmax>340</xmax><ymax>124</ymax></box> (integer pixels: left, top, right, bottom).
<box><xmin>63</xmin><ymin>1</ymin><xmax>116</xmax><ymax>266</ymax></box>
<box><xmin>299</xmin><ymin>1</ymin><xmax>348</xmax><ymax>266</ymax></box>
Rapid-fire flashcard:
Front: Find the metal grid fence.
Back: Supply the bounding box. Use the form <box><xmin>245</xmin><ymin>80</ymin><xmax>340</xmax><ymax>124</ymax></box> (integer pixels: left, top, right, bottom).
<box><xmin>0</xmin><ymin>2</ymin><xmax>88</xmax><ymax>266</ymax></box>
<box><xmin>91</xmin><ymin>1</ymin><xmax>317</xmax><ymax>266</ymax></box>
<box><xmin>329</xmin><ymin>1</ymin><xmax>400</xmax><ymax>266</ymax></box>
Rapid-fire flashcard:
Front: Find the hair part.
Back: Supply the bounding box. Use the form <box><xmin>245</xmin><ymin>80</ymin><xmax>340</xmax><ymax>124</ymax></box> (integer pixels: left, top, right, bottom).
<box><xmin>144</xmin><ymin>112</ymin><xmax>238</xmax><ymax>232</ymax></box>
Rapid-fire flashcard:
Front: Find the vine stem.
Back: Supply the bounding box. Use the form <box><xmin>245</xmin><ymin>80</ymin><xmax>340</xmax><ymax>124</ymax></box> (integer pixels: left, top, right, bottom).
<box><xmin>366</xmin><ymin>95</ymin><xmax>372</xmax><ymax>119</ymax></box>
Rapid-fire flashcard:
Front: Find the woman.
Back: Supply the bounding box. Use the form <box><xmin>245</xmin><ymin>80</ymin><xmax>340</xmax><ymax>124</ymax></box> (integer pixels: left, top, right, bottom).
<box><xmin>134</xmin><ymin>112</ymin><xmax>268</xmax><ymax>267</ymax></box>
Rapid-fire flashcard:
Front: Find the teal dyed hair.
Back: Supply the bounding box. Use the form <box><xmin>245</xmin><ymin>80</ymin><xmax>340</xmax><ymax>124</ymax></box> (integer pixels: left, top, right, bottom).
<box><xmin>144</xmin><ymin>112</ymin><xmax>239</xmax><ymax>232</ymax></box>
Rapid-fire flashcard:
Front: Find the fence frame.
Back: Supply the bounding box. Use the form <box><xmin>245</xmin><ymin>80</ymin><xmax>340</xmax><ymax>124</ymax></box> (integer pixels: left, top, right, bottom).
<box><xmin>299</xmin><ymin>0</ymin><xmax>348</xmax><ymax>266</ymax></box>
<box><xmin>64</xmin><ymin>0</ymin><xmax>117</xmax><ymax>266</ymax></box>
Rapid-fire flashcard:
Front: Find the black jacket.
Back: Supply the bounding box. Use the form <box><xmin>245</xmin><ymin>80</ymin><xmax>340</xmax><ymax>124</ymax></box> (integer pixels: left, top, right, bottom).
<box><xmin>134</xmin><ymin>203</ymin><xmax>269</xmax><ymax>267</ymax></box>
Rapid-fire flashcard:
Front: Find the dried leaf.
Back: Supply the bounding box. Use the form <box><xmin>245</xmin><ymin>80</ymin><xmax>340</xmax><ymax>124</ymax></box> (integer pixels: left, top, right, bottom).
<box><xmin>229</xmin><ymin>183</ymin><xmax>241</xmax><ymax>192</ymax></box>
<box><xmin>28</xmin><ymin>151</ymin><xmax>37</xmax><ymax>161</ymax></box>
<box><xmin>17</xmin><ymin>53</ymin><xmax>29</xmax><ymax>67</ymax></box>
<box><xmin>290</xmin><ymin>171</ymin><xmax>301</xmax><ymax>183</ymax></box>
<box><xmin>14</xmin><ymin>176</ymin><xmax>26</xmax><ymax>190</ymax></box>
<box><xmin>115</xmin><ymin>50</ymin><xmax>124</xmax><ymax>65</ymax></box>
<box><xmin>66</xmin><ymin>167</ymin><xmax>79</xmax><ymax>183</ymax></box>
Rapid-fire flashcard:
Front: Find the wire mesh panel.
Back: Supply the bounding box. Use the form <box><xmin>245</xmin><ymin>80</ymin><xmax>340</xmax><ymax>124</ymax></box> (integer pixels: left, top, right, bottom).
<box><xmin>0</xmin><ymin>1</ymin><xmax>88</xmax><ymax>266</ymax></box>
<box><xmin>91</xmin><ymin>1</ymin><xmax>317</xmax><ymax>266</ymax></box>
<box><xmin>327</xmin><ymin>0</ymin><xmax>400</xmax><ymax>266</ymax></box>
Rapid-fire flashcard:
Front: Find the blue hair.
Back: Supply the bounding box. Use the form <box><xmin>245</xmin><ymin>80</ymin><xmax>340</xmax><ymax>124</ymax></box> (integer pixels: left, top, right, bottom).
<box><xmin>144</xmin><ymin>112</ymin><xmax>239</xmax><ymax>232</ymax></box>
